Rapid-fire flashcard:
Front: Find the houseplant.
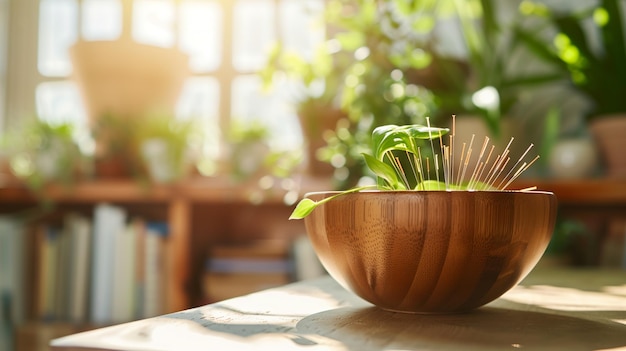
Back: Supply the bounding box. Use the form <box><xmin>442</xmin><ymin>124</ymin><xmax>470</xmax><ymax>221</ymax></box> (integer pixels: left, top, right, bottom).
<box><xmin>515</xmin><ymin>0</ymin><xmax>626</xmax><ymax>177</ymax></box>
<box><xmin>424</xmin><ymin>0</ymin><xmax>565</xmax><ymax>145</ymax></box>
<box><xmin>92</xmin><ymin>112</ymin><xmax>198</xmax><ymax>182</ymax></box>
<box><xmin>2</xmin><ymin>120</ymin><xmax>89</xmax><ymax>190</ymax></box>
<box><xmin>262</xmin><ymin>0</ymin><xmax>442</xmax><ymax>188</ymax></box>
<box><xmin>289</xmin><ymin>122</ymin><xmax>556</xmax><ymax>313</ymax></box>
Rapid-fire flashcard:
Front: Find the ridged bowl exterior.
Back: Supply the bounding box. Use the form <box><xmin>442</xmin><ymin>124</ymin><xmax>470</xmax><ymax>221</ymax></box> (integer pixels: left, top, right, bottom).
<box><xmin>304</xmin><ymin>191</ymin><xmax>557</xmax><ymax>313</ymax></box>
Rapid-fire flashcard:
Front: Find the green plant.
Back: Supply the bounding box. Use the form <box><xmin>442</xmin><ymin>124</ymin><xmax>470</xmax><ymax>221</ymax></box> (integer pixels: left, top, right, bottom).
<box><xmin>428</xmin><ymin>0</ymin><xmax>564</xmax><ymax>137</ymax></box>
<box><xmin>319</xmin><ymin>0</ymin><xmax>442</xmax><ymax>187</ymax></box>
<box><xmin>261</xmin><ymin>0</ymin><xmax>443</xmax><ymax>188</ymax></box>
<box><xmin>227</xmin><ymin>120</ymin><xmax>302</xmax><ymax>182</ymax></box>
<box><xmin>93</xmin><ymin>113</ymin><xmax>198</xmax><ymax>181</ymax></box>
<box><xmin>514</xmin><ymin>0</ymin><xmax>626</xmax><ymax>120</ymax></box>
<box><xmin>2</xmin><ymin>120</ymin><xmax>88</xmax><ymax>190</ymax></box>
<box><xmin>290</xmin><ymin>122</ymin><xmax>539</xmax><ymax>219</ymax></box>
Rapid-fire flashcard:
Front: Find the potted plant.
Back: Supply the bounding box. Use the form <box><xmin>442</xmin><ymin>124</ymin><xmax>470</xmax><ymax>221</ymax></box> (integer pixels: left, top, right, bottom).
<box><xmin>421</xmin><ymin>0</ymin><xmax>565</xmax><ymax>145</ymax></box>
<box><xmin>225</xmin><ymin>119</ymin><xmax>302</xmax><ymax>184</ymax></box>
<box><xmin>515</xmin><ymin>0</ymin><xmax>626</xmax><ymax>177</ymax></box>
<box><xmin>92</xmin><ymin>112</ymin><xmax>198</xmax><ymax>182</ymax></box>
<box><xmin>260</xmin><ymin>40</ymin><xmax>349</xmax><ymax>177</ymax></box>
<box><xmin>289</xmin><ymin>122</ymin><xmax>557</xmax><ymax>313</ymax></box>
<box><xmin>137</xmin><ymin>114</ymin><xmax>198</xmax><ymax>183</ymax></box>
<box><xmin>1</xmin><ymin>119</ymin><xmax>89</xmax><ymax>191</ymax></box>
<box><xmin>262</xmin><ymin>0</ymin><xmax>442</xmax><ymax>188</ymax></box>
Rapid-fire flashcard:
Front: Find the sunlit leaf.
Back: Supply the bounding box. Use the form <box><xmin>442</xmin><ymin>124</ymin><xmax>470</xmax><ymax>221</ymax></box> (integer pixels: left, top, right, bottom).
<box><xmin>363</xmin><ymin>153</ymin><xmax>403</xmax><ymax>189</ymax></box>
<box><xmin>289</xmin><ymin>198</ymin><xmax>318</xmax><ymax>220</ymax></box>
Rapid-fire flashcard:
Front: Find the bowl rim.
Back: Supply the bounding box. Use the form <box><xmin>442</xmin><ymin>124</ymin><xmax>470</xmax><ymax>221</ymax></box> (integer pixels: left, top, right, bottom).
<box><xmin>304</xmin><ymin>189</ymin><xmax>555</xmax><ymax>197</ymax></box>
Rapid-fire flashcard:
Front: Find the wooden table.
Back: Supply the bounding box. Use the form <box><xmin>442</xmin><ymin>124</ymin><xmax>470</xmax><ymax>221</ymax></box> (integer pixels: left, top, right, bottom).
<box><xmin>50</xmin><ymin>267</ymin><xmax>626</xmax><ymax>351</ymax></box>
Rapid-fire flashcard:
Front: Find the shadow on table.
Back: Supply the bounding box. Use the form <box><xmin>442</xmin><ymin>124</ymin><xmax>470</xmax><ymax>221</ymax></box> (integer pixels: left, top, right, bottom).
<box><xmin>295</xmin><ymin>305</ymin><xmax>626</xmax><ymax>351</ymax></box>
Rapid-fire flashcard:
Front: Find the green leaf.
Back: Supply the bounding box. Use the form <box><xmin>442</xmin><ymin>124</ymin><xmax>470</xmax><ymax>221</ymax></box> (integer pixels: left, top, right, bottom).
<box><xmin>363</xmin><ymin>153</ymin><xmax>403</xmax><ymax>189</ymax></box>
<box><xmin>372</xmin><ymin>124</ymin><xmax>449</xmax><ymax>160</ymax></box>
<box><xmin>289</xmin><ymin>185</ymin><xmax>376</xmax><ymax>220</ymax></box>
<box><xmin>417</xmin><ymin>180</ymin><xmax>447</xmax><ymax>190</ymax></box>
<box><xmin>289</xmin><ymin>198</ymin><xmax>318</xmax><ymax>220</ymax></box>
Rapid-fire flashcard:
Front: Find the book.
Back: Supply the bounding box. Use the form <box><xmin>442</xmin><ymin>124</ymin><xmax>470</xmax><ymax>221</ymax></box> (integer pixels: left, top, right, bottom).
<box><xmin>111</xmin><ymin>219</ymin><xmax>138</xmax><ymax>323</ymax></box>
<box><xmin>143</xmin><ymin>222</ymin><xmax>168</xmax><ymax>318</ymax></box>
<box><xmin>0</xmin><ymin>216</ymin><xmax>26</xmax><ymax>351</ymax></box>
<box><xmin>90</xmin><ymin>203</ymin><xmax>127</xmax><ymax>324</ymax></box>
<box><xmin>41</xmin><ymin>226</ymin><xmax>61</xmax><ymax>321</ymax></box>
<box><xmin>64</xmin><ymin>213</ymin><xmax>92</xmax><ymax>323</ymax></box>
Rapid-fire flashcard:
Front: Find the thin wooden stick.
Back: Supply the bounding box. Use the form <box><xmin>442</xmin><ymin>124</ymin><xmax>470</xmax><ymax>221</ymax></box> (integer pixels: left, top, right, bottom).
<box><xmin>426</xmin><ymin>118</ymin><xmax>440</xmax><ymax>185</ymax></box>
<box><xmin>405</xmin><ymin>150</ymin><xmax>419</xmax><ymax>188</ymax></box>
<box><xmin>439</xmin><ymin>131</ymin><xmax>448</xmax><ymax>189</ymax></box>
<box><xmin>416</xmin><ymin>147</ymin><xmax>425</xmax><ymax>190</ymax></box>
<box><xmin>459</xmin><ymin>134</ymin><xmax>475</xmax><ymax>186</ymax></box>
<box><xmin>386</xmin><ymin>152</ymin><xmax>404</xmax><ymax>187</ymax></box>
<box><xmin>497</xmin><ymin>143</ymin><xmax>534</xmax><ymax>189</ymax></box>
<box><xmin>490</xmin><ymin>157</ymin><xmax>511</xmax><ymax>190</ymax></box>
<box><xmin>450</xmin><ymin>115</ymin><xmax>456</xmax><ymax>186</ymax></box>
<box><xmin>468</xmin><ymin>136</ymin><xmax>490</xmax><ymax>189</ymax></box>
<box><xmin>474</xmin><ymin>145</ymin><xmax>495</xmax><ymax>189</ymax></box>
<box><xmin>456</xmin><ymin>142</ymin><xmax>467</xmax><ymax>186</ymax></box>
<box><xmin>502</xmin><ymin>155</ymin><xmax>540</xmax><ymax>190</ymax></box>
<box><xmin>395</xmin><ymin>156</ymin><xmax>411</xmax><ymax>189</ymax></box>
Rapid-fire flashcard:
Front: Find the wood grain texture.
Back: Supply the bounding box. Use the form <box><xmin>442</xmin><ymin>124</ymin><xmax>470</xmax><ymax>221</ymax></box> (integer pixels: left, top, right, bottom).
<box><xmin>51</xmin><ymin>269</ymin><xmax>626</xmax><ymax>351</ymax></box>
<box><xmin>304</xmin><ymin>191</ymin><xmax>557</xmax><ymax>313</ymax></box>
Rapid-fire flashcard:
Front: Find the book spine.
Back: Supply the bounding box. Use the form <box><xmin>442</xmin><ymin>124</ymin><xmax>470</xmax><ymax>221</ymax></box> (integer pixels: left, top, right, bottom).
<box><xmin>91</xmin><ymin>204</ymin><xmax>127</xmax><ymax>324</ymax></box>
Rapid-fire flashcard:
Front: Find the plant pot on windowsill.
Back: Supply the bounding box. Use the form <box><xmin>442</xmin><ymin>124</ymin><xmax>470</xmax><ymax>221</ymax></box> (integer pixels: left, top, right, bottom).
<box><xmin>297</xmin><ymin>103</ymin><xmax>345</xmax><ymax>177</ymax></box>
<box><xmin>589</xmin><ymin>114</ymin><xmax>626</xmax><ymax>178</ymax></box>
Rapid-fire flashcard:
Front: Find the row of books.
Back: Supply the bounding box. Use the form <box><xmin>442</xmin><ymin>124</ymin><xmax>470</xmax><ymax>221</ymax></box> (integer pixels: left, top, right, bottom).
<box><xmin>14</xmin><ymin>204</ymin><xmax>169</xmax><ymax>325</ymax></box>
<box><xmin>1</xmin><ymin>216</ymin><xmax>26</xmax><ymax>351</ymax></box>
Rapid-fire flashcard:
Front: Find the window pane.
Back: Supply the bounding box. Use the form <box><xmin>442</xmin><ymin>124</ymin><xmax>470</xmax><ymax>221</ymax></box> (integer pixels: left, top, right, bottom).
<box><xmin>231</xmin><ymin>75</ymin><xmax>302</xmax><ymax>151</ymax></box>
<box><xmin>38</xmin><ymin>0</ymin><xmax>78</xmax><ymax>77</ymax></box>
<box><xmin>82</xmin><ymin>0</ymin><xmax>122</xmax><ymax>41</ymax></box>
<box><xmin>176</xmin><ymin>76</ymin><xmax>220</xmax><ymax>156</ymax></box>
<box><xmin>179</xmin><ymin>1</ymin><xmax>222</xmax><ymax>72</ymax></box>
<box><xmin>279</xmin><ymin>0</ymin><xmax>325</xmax><ymax>60</ymax></box>
<box><xmin>233</xmin><ymin>0</ymin><xmax>276</xmax><ymax>72</ymax></box>
<box><xmin>133</xmin><ymin>0</ymin><xmax>175</xmax><ymax>47</ymax></box>
<box><xmin>36</xmin><ymin>81</ymin><xmax>87</xmax><ymax>128</ymax></box>
<box><xmin>176</xmin><ymin>76</ymin><xmax>219</xmax><ymax>130</ymax></box>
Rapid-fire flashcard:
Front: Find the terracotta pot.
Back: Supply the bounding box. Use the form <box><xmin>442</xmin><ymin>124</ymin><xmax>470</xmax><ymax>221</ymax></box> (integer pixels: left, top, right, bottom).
<box><xmin>298</xmin><ymin>107</ymin><xmax>344</xmax><ymax>177</ymax></box>
<box><xmin>304</xmin><ymin>190</ymin><xmax>557</xmax><ymax>313</ymax></box>
<box><xmin>590</xmin><ymin>115</ymin><xmax>626</xmax><ymax>178</ymax></box>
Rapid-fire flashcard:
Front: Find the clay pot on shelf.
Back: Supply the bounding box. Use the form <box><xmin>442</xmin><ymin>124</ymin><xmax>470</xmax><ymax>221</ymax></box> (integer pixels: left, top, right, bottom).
<box><xmin>548</xmin><ymin>137</ymin><xmax>598</xmax><ymax>179</ymax></box>
<box><xmin>589</xmin><ymin>115</ymin><xmax>626</xmax><ymax>178</ymax></box>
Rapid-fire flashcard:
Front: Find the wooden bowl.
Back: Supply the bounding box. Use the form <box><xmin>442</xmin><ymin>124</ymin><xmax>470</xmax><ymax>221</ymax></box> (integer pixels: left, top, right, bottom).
<box><xmin>304</xmin><ymin>190</ymin><xmax>557</xmax><ymax>313</ymax></box>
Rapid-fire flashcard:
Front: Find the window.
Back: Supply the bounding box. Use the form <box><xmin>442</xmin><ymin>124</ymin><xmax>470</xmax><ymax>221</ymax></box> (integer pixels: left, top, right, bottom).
<box><xmin>6</xmin><ymin>0</ymin><xmax>325</xmax><ymax>156</ymax></box>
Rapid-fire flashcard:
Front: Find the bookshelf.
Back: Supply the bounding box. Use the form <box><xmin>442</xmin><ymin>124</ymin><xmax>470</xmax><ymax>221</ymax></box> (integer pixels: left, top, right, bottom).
<box><xmin>0</xmin><ymin>176</ymin><xmax>330</xmax><ymax>351</ymax></box>
<box><xmin>0</xmin><ymin>176</ymin><xmax>328</xmax><ymax>312</ymax></box>
<box><xmin>6</xmin><ymin>176</ymin><xmax>622</xmax><ymax>350</ymax></box>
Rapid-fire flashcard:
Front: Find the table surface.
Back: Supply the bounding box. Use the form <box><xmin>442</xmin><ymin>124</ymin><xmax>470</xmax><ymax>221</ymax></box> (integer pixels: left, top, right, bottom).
<box><xmin>51</xmin><ymin>266</ymin><xmax>626</xmax><ymax>351</ymax></box>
